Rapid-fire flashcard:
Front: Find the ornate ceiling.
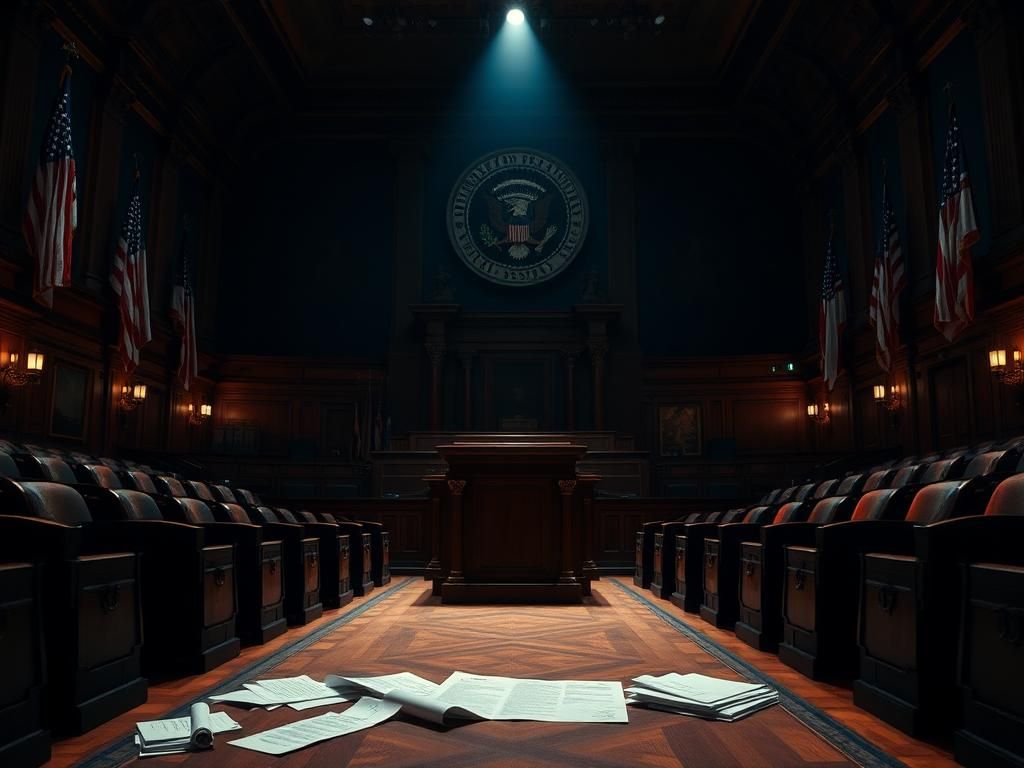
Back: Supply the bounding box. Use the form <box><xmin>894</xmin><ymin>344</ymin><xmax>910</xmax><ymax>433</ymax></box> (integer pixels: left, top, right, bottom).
<box><xmin>59</xmin><ymin>0</ymin><xmax>969</xmax><ymax>173</ymax></box>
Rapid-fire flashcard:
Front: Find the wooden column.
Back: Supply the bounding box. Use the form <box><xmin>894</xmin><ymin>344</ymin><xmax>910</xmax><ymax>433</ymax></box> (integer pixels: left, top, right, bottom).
<box><xmin>79</xmin><ymin>76</ymin><xmax>134</xmax><ymax>293</ymax></box>
<box><xmin>589</xmin><ymin>341</ymin><xmax>607</xmax><ymax>430</ymax></box>
<box><xmin>445</xmin><ymin>479</ymin><xmax>466</xmax><ymax>583</ymax></box>
<box><xmin>970</xmin><ymin>0</ymin><xmax>1024</xmax><ymax>238</ymax></box>
<box><xmin>427</xmin><ymin>343</ymin><xmax>444</xmax><ymax>431</ymax></box>
<box><xmin>558</xmin><ymin>479</ymin><xmax>577</xmax><ymax>584</ymax></box>
<box><xmin>0</xmin><ymin>3</ymin><xmax>43</xmax><ymax>249</ymax></box>
<box><xmin>890</xmin><ymin>78</ymin><xmax>935</xmax><ymax>294</ymax></box>
<box><xmin>149</xmin><ymin>139</ymin><xmax>183</xmax><ymax>318</ymax></box>
<box><xmin>459</xmin><ymin>349</ymin><xmax>473</xmax><ymax>429</ymax></box>
<box><xmin>564</xmin><ymin>350</ymin><xmax>577</xmax><ymax>431</ymax></box>
<box><xmin>387</xmin><ymin>142</ymin><xmax>426</xmax><ymax>433</ymax></box>
<box><xmin>424</xmin><ymin>474</ymin><xmax>446</xmax><ymax>594</ymax></box>
<box><xmin>890</xmin><ymin>78</ymin><xmax>932</xmax><ymax>453</ymax></box>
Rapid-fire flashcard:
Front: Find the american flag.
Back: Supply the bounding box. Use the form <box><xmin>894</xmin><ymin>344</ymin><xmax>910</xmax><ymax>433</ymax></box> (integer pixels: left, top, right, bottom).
<box><xmin>933</xmin><ymin>105</ymin><xmax>979</xmax><ymax>342</ymax></box>
<box><xmin>819</xmin><ymin>226</ymin><xmax>846</xmax><ymax>391</ymax></box>
<box><xmin>507</xmin><ymin>224</ymin><xmax>530</xmax><ymax>242</ymax></box>
<box><xmin>110</xmin><ymin>171</ymin><xmax>152</xmax><ymax>374</ymax></box>
<box><xmin>869</xmin><ymin>177</ymin><xmax>905</xmax><ymax>373</ymax></box>
<box><xmin>23</xmin><ymin>68</ymin><xmax>76</xmax><ymax>308</ymax></box>
<box><xmin>170</xmin><ymin>234</ymin><xmax>198</xmax><ymax>391</ymax></box>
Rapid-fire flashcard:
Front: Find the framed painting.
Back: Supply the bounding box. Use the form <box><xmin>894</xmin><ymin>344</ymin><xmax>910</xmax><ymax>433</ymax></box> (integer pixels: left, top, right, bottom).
<box><xmin>658</xmin><ymin>404</ymin><xmax>702</xmax><ymax>457</ymax></box>
<box><xmin>50</xmin><ymin>361</ymin><xmax>90</xmax><ymax>440</ymax></box>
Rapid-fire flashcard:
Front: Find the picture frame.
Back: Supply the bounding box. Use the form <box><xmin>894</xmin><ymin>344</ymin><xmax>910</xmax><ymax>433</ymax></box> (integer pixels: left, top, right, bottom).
<box><xmin>658</xmin><ymin>404</ymin><xmax>702</xmax><ymax>457</ymax></box>
<box><xmin>50</xmin><ymin>361</ymin><xmax>90</xmax><ymax>440</ymax></box>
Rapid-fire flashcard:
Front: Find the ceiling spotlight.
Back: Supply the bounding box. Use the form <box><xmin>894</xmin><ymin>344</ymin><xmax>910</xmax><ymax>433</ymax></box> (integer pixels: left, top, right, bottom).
<box><xmin>654</xmin><ymin>14</ymin><xmax>665</xmax><ymax>25</ymax></box>
<box><xmin>506</xmin><ymin>8</ymin><xmax>525</xmax><ymax>25</ymax></box>
<box><xmin>362</xmin><ymin>16</ymin><xmax>373</xmax><ymax>26</ymax></box>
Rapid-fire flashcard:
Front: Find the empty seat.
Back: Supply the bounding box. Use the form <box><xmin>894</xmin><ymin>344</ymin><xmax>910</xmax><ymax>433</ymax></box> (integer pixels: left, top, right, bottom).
<box><xmin>667</xmin><ymin>510</ymin><xmax>739</xmax><ymax>614</ymax></box>
<box><xmin>812</xmin><ymin>478</ymin><xmax>841</xmax><ymax>499</ymax></box>
<box><xmin>700</xmin><ymin>506</ymin><xmax>776</xmax><ymax>629</ymax></box>
<box><xmin>209</xmin><ymin>484</ymin><xmax>238</xmax><ymax>503</ymax></box>
<box><xmin>313</xmin><ymin>512</ymin><xmax>374</xmax><ymax>596</ymax></box>
<box><xmin>855</xmin><ymin>476</ymin><xmax>1017</xmax><ymax>736</ymax></box>
<box><xmin>292</xmin><ymin>510</ymin><xmax>354</xmax><ymax>609</ymax></box>
<box><xmin>0</xmin><ymin>480</ymin><xmax>146</xmax><ymax>733</ymax></box>
<box><xmin>962</xmin><ymin>448</ymin><xmax>1022</xmax><ymax>479</ymax></box>
<box><xmin>735</xmin><ymin>496</ymin><xmax>856</xmax><ymax>652</ymax></box>
<box><xmin>793</xmin><ymin>483</ymin><xmax>817</xmax><ymax>502</ymax></box>
<box><xmin>159</xmin><ymin>496</ymin><xmax>287</xmax><ymax>645</ymax></box>
<box><xmin>862</xmin><ymin>468</ymin><xmax>897</xmax><ymax>492</ymax></box>
<box><xmin>835</xmin><ymin>473</ymin><xmax>868</xmax><ymax>497</ymax></box>
<box><xmin>77</xmin><ymin>486</ymin><xmax>240</xmax><ymax>675</ymax></box>
<box><xmin>650</xmin><ymin>513</ymin><xmax>706</xmax><ymax>600</ymax></box>
<box><xmin>118</xmin><ymin>470</ymin><xmax>159</xmax><ymax>494</ymax></box>
<box><xmin>73</xmin><ymin>463</ymin><xmax>123</xmax><ymax>489</ymax></box>
<box><xmin>918</xmin><ymin>456</ymin><xmax>967</xmax><ymax>484</ymax></box>
<box><xmin>890</xmin><ymin>463</ymin><xmax>928</xmax><ymax>487</ymax></box>
<box><xmin>234</xmin><ymin>505</ymin><xmax>323</xmax><ymax>626</ymax></box>
<box><xmin>778</xmin><ymin>486</ymin><xmax>921</xmax><ymax>680</ymax></box>
<box><xmin>0</xmin><ymin>561</ymin><xmax>49</xmax><ymax>766</ymax></box>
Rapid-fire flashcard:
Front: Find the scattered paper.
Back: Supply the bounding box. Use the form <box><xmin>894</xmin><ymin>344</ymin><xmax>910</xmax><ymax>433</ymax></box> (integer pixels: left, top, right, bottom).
<box><xmin>227</xmin><ymin>697</ymin><xmax>401</xmax><ymax>755</ymax></box>
<box><xmin>324</xmin><ymin>672</ymin><xmax>441</xmax><ymax>699</ymax></box>
<box><xmin>384</xmin><ymin>671</ymin><xmax>629</xmax><ymax>725</ymax></box>
<box><xmin>135</xmin><ymin>703</ymin><xmax>238</xmax><ymax>757</ymax></box>
<box><xmin>288</xmin><ymin>696</ymin><xmax>350</xmax><ymax>711</ymax></box>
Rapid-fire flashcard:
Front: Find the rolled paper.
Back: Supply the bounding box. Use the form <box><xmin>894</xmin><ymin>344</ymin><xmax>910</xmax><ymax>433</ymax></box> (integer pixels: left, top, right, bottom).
<box><xmin>189</xmin><ymin>702</ymin><xmax>214</xmax><ymax>750</ymax></box>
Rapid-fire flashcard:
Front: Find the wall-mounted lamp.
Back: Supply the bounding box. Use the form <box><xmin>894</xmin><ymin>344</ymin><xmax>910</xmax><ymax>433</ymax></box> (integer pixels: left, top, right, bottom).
<box><xmin>990</xmin><ymin>349</ymin><xmax>1024</xmax><ymax>387</ymax></box>
<box><xmin>873</xmin><ymin>383</ymin><xmax>902</xmax><ymax>411</ymax></box>
<box><xmin>0</xmin><ymin>350</ymin><xmax>44</xmax><ymax>409</ymax></box>
<box><xmin>118</xmin><ymin>382</ymin><xmax>147</xmax><ymax>412</ymax></box>
<box><xmin>807</xmin><ymin>402</ymin><xmax>830</xmax><ymax>425</ymax></box>
<box><xmin>1</xmin><ymin>350</ymin><xmax>45</xmax><ymax>387</ymax></box>
<box><xmin>188</xmin><ymin>402</ymin><xmax>211</xmax><ymax>425</ymax></box>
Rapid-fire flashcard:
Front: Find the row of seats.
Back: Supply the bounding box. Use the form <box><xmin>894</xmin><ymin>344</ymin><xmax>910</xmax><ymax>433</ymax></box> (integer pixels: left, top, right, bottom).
<box><xmin>0</xmin><ymin>440</ymin><xmax>390</xmax><ymax>768</ymax></box>
<box><xmin>635</xmin><ymin>436</ymin><xmax>1024</xmax><ymax>767</ymax></box>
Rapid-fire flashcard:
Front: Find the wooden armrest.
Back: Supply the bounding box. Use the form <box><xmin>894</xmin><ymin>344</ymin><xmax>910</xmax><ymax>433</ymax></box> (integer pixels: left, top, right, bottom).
<box><xmin>916</xmin><ymin>515</ymin><xmax>1024</xmax><ymax>565</ymax></box>
<box><xmin>816</xmin><ymin>519</ymin><xmax>916</xmax><ymax>554</ymax></box>
<box><xmin>88</xmin><ymin>519</ymin><xmax>205</xmax><ymax>552</ymax></box>
<box><xmin>0</xmin><ymin>515</ymin><xmax>82</xmax><ymax>559</ymax></box>
<box><xmin>756</xmin><ymin>522</ymin><xmax>819</xmax><ymax>549</ymax></box>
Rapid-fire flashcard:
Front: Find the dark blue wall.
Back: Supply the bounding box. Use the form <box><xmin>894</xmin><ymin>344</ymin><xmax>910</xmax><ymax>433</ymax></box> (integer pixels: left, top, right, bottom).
<box><xmin>636</xmin><ymin>140</ymin><xmax>806</xmax><ymax>356</ymax></box>
<box><xmin>219</xmin><ymin>140</ymin><xmax>394</xmax><ymax>356</ymax></box>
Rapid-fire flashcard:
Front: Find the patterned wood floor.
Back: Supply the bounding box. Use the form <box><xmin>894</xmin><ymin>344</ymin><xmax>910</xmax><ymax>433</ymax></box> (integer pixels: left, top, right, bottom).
<box><xmin>52</xmin><ymin>576</ymin><xmax>960</xmax><ymax>768</ymax></box>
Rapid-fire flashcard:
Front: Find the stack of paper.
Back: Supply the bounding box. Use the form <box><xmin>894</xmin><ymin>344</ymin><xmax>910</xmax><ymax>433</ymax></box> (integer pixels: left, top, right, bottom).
<box><xmin>625</xmin><ymin>672</ymin><xmax>778</xmax><ymax>721</ymax></box>
<box><xmin>135</xmin><ymin>703</ymin><xmax>240</xmax><ymax>757</ymax></box>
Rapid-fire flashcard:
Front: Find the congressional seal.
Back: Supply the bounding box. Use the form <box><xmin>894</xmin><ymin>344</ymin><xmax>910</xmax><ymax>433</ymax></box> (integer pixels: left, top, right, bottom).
<box><xmin>446</xmin><ymin>148</ymin><xmax>588</xmax><ymax>287</ymax></box>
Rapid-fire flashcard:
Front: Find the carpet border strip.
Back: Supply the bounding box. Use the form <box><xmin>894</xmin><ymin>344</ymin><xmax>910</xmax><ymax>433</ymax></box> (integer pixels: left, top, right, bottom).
<box><xmin>610</xmin><ymin>578</ymin><xmax>907</xmax><ymax>768</ymax></box>
<box><xmin>74</xmin><ymin>577</ymin><xmax>413</xmax><ymax>768</ymax></box>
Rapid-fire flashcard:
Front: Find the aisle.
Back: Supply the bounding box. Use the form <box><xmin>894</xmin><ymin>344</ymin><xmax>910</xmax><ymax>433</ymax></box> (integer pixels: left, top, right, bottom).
<box><xmin>59</xmin><ymin>576</ymin><xmax>950</xmax><ymax>768</ymax></box>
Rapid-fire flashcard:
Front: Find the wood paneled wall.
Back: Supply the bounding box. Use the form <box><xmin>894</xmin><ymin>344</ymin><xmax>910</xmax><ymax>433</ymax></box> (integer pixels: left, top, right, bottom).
<box><xmin>0</xmin><ymin>5</ymin><xmax>224</xmax><ymax>457</ymax></box>
<box><xmin>800</xmin><ymin>10</ymin><xmax>1024</xmax><ymax>457</ymax></box>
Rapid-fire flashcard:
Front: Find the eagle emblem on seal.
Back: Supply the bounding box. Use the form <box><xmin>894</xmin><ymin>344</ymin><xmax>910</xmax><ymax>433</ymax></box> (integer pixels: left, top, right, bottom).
<box><xmin>447</xmin><ymin>148</ymin><xmax>588</xmax><ymax>287</ymax></box>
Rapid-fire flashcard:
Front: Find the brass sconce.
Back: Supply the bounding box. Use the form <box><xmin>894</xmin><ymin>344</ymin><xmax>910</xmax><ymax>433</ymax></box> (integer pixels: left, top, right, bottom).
<box><xmin>118</xmin><ymin>382</ymin><xmax>147</xmax><ymax>412</ymax></box>
<box><xmin>807</xmin><ymin>401</ymin><xmax>830</xmax><ymax>425</ymax></box>
<box><xmin>873</xmin><ymin>383</ymin><xmax>902</xmax><ymax>412</ymax></box>
<box><xmin>0</xmin><ymin>350</ymin><xmax>45</xmax><ymax>409</ymax></box>
<box><xmin>188</xmin><ymin>402</ymin><xmax>211</xmax><ymax>425</ymax></box>
<box><xmin>990</xmin><ymin>349</ymin><xmax>1024</xmax><ymax>387</ymax></box>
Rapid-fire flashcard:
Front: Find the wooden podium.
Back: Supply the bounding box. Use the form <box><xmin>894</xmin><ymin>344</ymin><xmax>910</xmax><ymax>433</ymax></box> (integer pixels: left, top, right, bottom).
<box><xmin>429</xmin><ymin>442</ymin><xmax>597</xmax><ymax>604</ymax></box>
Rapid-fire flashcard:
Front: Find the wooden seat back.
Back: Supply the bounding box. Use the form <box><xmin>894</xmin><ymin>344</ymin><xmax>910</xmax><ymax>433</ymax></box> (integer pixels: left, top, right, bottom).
<box><xmin>905</xmin><ymin>479</ymin><xmax>986</xmax><ymax>523</ymax></box>
<box><xmin>919</xmin><ymin>456</ymin><xmax>966</xmax><ymax>484</ymax></box>
<box><xmin>850</xmin><ymin>487</ymin><xmax>917</xmax><ymax>522</ymax></box>
<box><xmin>984</xmin><ymin>474</ymin><xmax>1024</xmax><ymax>516</ymax></box>
<box><xmin>807</xmin><ymin>495</ymin><xmax>857</xmax><ymax>524</ymax></box>
<box><xmin>0</xmin><ymin>479</ymin><xmax>92</xmax><ymax>523</ymax></box>
<box><xmin>773</xmin><ymin>501</ymin><xmax>809</xmax><ymax>524</ymax></box>
<box><xmin>862</xmin><ymin>469</ymin><xmax>897</xmax><ymax>492</ymax></box>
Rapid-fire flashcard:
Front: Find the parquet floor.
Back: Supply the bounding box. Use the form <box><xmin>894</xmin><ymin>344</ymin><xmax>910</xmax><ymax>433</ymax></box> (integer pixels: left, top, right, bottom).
<box><xmin>51</xmin><ymin>576</ymin><xmax>960</xmax><ymax>768</ymax></box>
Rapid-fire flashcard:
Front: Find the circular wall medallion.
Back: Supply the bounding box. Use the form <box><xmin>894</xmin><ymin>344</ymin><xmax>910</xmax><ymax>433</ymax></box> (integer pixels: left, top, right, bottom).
<box><xmin>446</xmin><ymin>147</ymin><xmax>588</xmax><ymax>287</ymax></box>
